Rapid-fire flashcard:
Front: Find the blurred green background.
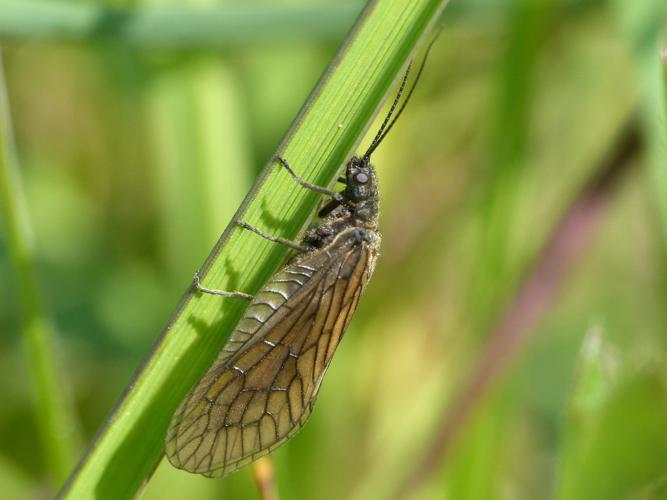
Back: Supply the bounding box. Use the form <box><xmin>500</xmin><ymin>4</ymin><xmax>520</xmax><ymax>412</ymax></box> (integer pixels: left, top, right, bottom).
<box><xmin>1</xmin><ymin>0</ymin><xmax>666</xmax><ymax>499</ymax></box>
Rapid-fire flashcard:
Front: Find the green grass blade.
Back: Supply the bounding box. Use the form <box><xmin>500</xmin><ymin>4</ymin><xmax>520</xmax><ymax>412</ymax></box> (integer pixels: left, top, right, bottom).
<box><xmin>0</xmin><ymin>54</ymin><xmax>80</xmax><ymax>487</ymax></box>
<box><xmin>58</xmin><ymin>0</ymin><xmax>448</xmax><ymax>497</ymax></box>
<box><xmin>145</xmin><ymin>58</ymin><xmax>254</xmax><ymax>286</ymax></box>
<box><xmin>555</xmin><ymin>327</ymin><xmax>667</xmax><ymax>500</ymax></box>
<box><xmin>0</xmin><ymin>0</ymin><xmax>603</xmax><ymax>49</ymax></box>
<box><xmin>554</xmin><ymin>327</ymin><xmax>619</xmax><ymax>500</ymax></box>
<box><xmin>612</xmin><ymin>0</ymin><xmax>667</xmax><ymax>249</ymax></box>
<box><xmin>0</xmin><ymin>1</ymin><xmax>362</xmax><ymax>47</ymax></box>
<box><xmin>467</xmin><ymin>0</ymin><xmax>555</xmax><ymax>331</ymax></box>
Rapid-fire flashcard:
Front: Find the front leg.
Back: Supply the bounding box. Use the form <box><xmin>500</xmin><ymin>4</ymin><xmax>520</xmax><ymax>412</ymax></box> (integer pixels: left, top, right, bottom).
<box><xmin>274</xmin><ymin>156</ymin><xmax>343</xmax><ymax>202</ymax></box>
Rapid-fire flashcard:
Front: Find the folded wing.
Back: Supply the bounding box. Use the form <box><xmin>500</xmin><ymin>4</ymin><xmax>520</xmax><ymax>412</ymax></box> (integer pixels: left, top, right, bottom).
<box><xmin>165</xmin><ymin>228</ymin><xmax>375</xmax><ymax>476</ymax></box>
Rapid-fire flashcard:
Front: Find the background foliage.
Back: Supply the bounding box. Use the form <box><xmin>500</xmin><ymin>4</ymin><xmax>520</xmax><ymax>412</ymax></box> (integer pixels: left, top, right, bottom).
<box><xmin>0</xmin><ymin>0</ymin><xmax>666</xmax><ymax>499</ymax></box>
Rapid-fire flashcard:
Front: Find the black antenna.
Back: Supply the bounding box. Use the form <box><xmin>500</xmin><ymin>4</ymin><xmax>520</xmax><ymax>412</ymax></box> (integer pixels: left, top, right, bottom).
<box><xmin>363</xmin><ymin>61</ymin><xmax>412</xmax><ymax>160</ymax></box>
<box><xmin>363</xmin><ymin>32</ymin><xmax>440</xmax><ymax>159</ymax></box>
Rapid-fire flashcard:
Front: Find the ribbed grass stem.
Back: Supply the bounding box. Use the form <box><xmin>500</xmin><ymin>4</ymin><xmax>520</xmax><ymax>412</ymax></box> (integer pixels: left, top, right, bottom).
<box><xmin>59</xmin><ymin>1</ymin><xmax>448</xmax><ymax>497</ymax></box>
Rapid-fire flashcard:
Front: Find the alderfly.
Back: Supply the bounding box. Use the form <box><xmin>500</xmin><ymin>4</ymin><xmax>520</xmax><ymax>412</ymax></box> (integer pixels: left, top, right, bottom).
<box><xmin>165</xmin><ymin>43</ymin><xmax>434</xmax><ymax>477</ymax></box>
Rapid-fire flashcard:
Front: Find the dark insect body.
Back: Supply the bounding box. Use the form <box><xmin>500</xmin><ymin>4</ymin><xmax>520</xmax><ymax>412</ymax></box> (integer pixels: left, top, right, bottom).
<box><xmin>166</xmin><ymin>44</ymin><xmax>433</xmax><ymax>477</ymax></box>
<box><xmin>165</xmin><ymin>156</ymin><xmax>380</xmax><ymax>477</ymax></box>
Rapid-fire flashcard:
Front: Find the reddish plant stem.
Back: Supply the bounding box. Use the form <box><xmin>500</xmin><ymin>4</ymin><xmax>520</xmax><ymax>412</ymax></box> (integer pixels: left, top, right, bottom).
<box><xmin>392</xmin><ymin>122</ymin><xmax>640</xmax><ymax>500</ymax></box>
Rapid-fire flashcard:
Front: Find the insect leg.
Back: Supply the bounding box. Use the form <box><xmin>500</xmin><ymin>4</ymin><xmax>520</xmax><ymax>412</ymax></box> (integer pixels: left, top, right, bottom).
<box><xmin>193</xmin><ymin>272</ymin><xmax>253</xmax><ymax>301</ymax></box>
<box><xmin>274</xmin><ymin>157</ymin><xmax>344</xmax><ymax>202</ymax></box>
<box><xmin>318</xmin><ymin>197</ymin><xmax>341</xmax><ymax>218</ymax></box>
<box><xmin>237</xmin><ymin>221</ymin><xmax>310</xmax><ymax>252</ymax></box>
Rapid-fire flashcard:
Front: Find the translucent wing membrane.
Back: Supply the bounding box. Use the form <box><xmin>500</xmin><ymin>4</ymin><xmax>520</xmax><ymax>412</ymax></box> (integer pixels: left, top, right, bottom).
<box><xmin>166</xmin><ymin>228</ymin><xmax>378</xmax><ymax>477</ymax></box>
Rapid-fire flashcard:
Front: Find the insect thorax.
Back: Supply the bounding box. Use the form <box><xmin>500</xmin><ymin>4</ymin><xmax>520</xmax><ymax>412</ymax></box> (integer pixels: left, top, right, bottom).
<box><xmin>303</xmin><ymin>155</ymin><xmax>380</xmax><ymax>251</ymax></box>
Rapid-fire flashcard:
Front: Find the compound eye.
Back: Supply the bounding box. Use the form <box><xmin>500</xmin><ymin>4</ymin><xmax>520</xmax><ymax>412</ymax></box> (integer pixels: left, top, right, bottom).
<box><xmin>355</xmin><ymin>172</ymin><xmax>369</xmax><ymax>184</ymax></box>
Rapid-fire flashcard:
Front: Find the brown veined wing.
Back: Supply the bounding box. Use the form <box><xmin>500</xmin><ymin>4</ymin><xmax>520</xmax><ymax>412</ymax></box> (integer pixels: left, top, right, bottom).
<box><xmin>165</xmin><ymin>227</ymin><xmax>379</xmax><ymax>477</ymax></box>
